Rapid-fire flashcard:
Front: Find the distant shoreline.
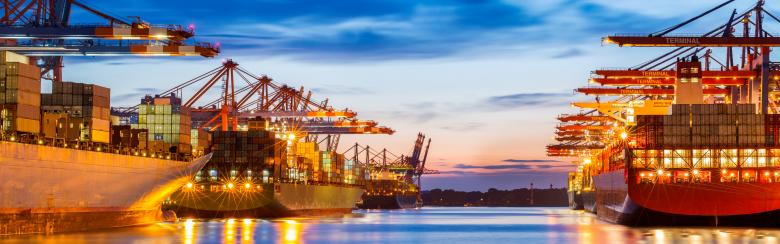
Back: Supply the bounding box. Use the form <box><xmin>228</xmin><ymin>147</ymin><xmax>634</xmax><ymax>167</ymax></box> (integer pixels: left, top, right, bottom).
<box><xmin>422</xmin><ymin>205</ymin><xmax>568</xmax><ymax>207</ymax></box>
<box><xmin>422</xmin><ymin>188</ymin><xmax>569</xmax><ymax>207</ymax></box>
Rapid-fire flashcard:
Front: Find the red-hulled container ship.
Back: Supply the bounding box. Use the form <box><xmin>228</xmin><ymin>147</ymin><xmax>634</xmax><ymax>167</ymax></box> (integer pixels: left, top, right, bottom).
<box><xmin>550</xmin><ymin>1</ymin><xmax>780</xmax><ymax>226</ymax></box>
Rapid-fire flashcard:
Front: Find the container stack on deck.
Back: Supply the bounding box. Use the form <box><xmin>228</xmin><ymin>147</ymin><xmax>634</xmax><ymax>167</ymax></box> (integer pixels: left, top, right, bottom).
<box><xmin>207</xmin><ymin>130</ymin><xmax>279</xmax><ymax>184</ymax></box>
<box><xmin>132</xmin><ymin>94</ymin><xmax>192</xmax><ymax>154</ymax></box>
<box><xmin>201</xmin><ymin>123</ymin><xmax>368</xmax><ymax>187</ymax></box>
<box><xmin>0</xmin><ymin>52</ymin><xmax>40</xmax><ymax>134</ymax></box>
<box><xmin>189</xmin><ymin>128</ymin><xmax>210</xmax><ymax>156</ymax></box>
<box><xmin>635</xmin><ymin>104</ymin><xmax>768</xmax><ymax>148</ymax></box>
<box><xmin>41</xmin><ymin>82</ymin><xmax>111</xmax><ymax>143</ymax></box>
<box><xmin>110</xmin><ymin>125</ymin><xmax>149</xmax><ymax>150</ymax></box>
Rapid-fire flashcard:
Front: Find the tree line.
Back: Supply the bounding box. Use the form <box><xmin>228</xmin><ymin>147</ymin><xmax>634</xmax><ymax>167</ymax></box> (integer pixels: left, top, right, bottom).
<box><xmin>422</xmin><ymin>187</ymin><xmax>568</xmax><ymax>207</ymax></box>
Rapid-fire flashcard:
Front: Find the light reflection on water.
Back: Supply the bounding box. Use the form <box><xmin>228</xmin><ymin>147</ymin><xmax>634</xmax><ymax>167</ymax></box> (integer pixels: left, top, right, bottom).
<box><xmin>5</xmin><ymin>207</ymin><xmax>780</xmax><ymax>243</ymax></box>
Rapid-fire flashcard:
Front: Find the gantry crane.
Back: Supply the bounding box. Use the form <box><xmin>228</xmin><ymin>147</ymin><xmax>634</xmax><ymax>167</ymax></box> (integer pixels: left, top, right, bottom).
<box><xmin>122</xmin><ymin>59</ymin><xmax>393</xmax><ymax>152</ymax></box>
<box><xmin>0</xmin><ymin>0</ymin><xmax>219</xmax><ymax>81</ymax></box>
<box><xmin>548</xmin><ymin>0</ymin><xmax>780</xmax><ymax>158</ymax></box>
<box><xmin>342</xmin><ymin>133</ymin><xmax>437</xmax><ymax>191</ymax></box>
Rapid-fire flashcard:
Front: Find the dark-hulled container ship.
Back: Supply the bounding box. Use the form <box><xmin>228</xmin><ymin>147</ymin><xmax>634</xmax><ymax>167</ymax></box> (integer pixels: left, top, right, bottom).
<box><xmin>358</xmin><ymin>133</ymin><xmax>431</xmax><ymax>209</ymax></box>
<box><xmin>358</xmin><ymin>171</ymin><xmax>420</xmax><ymax>209</ymax></box>
<box><xmin>166</xmin><ymin>119</ymin><xmax>366</xmax><ymax>218</ymax></box>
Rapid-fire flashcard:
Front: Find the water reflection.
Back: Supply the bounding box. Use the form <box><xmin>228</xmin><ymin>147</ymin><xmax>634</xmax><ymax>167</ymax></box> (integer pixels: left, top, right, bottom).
<box><xmin>281</xmin><ymin>219</ymin><xmax>303</xmax><ymax>244</ymax></box>
<box><xmin>183</xmin><ymin>219</ymin><xmax>195</xmax><ymax>244</ymax></box>
<box><xmin>6</xmin><ymin>208</ymin><xmax>780</xmax><ymax>243</ymax></box>
<box><xmin>224</xmin><ymin>218</ymin><xmax>236</xmax><ymax>243</ymax></box>
<box><xmin>242</xmin><ymin>219</ymin><xmax>255</xmax><ymax>243</ymax></box>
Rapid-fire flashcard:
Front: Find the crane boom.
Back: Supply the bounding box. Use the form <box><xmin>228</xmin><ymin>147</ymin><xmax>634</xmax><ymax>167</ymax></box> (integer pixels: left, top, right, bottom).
<box><xmin>576</xmin><ymin>87</ymin><xmax>730</xmax><ymax>95</ymax></box>
<box><xmin>591</xmin><ymin>77</ymin><xmax>745</xmax><ymax>86</ymax></box>
<box><xmin>604</xmin><ymin>36</ymin><xmax>780</xmax><ymax>47</ymax></box>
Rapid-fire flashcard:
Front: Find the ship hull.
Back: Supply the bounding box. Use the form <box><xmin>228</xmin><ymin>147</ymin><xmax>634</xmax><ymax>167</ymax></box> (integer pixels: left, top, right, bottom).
<box><xmin>0</xmin><ymin>142</ymin><xmax>210</xmax><ymax>235</ymax></box>
<box><xmin>358</xmin><ymin>194</ymin><xmax>419</xmax><ymax>209</ymax></box>
<box><xmin>567</xmin><ymin>191</ymin><xmax>584</xmax><ymax>210</ymax></box>
<box><xmin>167</xmin><ymin>183</ymin><xmax>364</xmax><ymax>218</ymax></box>
<box><xmin>591</xmin><ymin>169</ymin><xmax>780</xmax><ymax>226</ymax></box>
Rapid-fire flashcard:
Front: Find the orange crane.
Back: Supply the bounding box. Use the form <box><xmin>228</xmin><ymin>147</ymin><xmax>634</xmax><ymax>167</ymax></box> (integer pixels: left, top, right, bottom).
<box><xmin>129</xmin><ymin>59</ymin><xmax>393</xmax><ymax>152</ymax></box>
<box><xmin>558</xmin><ymin>114</ymin><xmax>613</xmax><ymax>123</ymax></box>
<box><xmin>548</xmin><ymin>0</ymin><xmax>780</xmax><ymax>157</ymax></box>
<box><xmin>593</xmin><ymin>70</ymin><xmax>755</xmax><ymax>78</ymax></box>
<box><xmin>556</xmin><ymin>124</ymin><xmax>612</xmax><ymax>131</ymax></box>
<box><xmin>599</xmin><ymin>0</ymin><xmax>780</xmax><ymax>114</ymax></box>
<box><xmin>590</xmin><ymin>77</ymin><xmax>745</xmax><ymax>86</ymax></box>
<box><xmin>575</xmin><ymin>87</ymin><xmax>730</xmax><ymax>96</ymax></box>
<box><xmin>0</xmin><ymin>0</ymin><xmax>218</xmax><ymax>81</ymax></box>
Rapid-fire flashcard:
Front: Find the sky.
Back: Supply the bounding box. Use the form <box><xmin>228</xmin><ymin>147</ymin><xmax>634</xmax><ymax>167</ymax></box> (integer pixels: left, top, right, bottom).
<box><xmin>59</xmin><ymin>0</ymin><xmax>777</xmax><ymax>191</ymax></box>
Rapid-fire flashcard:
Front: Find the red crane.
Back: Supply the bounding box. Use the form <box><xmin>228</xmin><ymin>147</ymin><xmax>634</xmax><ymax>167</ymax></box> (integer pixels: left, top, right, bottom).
<box><xmin>0</xmin><ymin>0</ymin><xmax>218</xmax><ymax>81</ymax></box>
<box><xmin>575</xmin><ymin>87</ymin><xmax>730</xmax><ymax>96</ymax></box>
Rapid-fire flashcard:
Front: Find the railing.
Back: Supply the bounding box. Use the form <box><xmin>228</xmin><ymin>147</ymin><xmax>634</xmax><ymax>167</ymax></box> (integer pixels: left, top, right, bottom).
<box><xmin>630</xmin><ymin>148</ymin><xmax>780</xmax><ymax>184</ymax></box>
<box><xmin>0</xmin><ymin>131</ymin><xmax>194</xmax><ymax>162</ymax></box>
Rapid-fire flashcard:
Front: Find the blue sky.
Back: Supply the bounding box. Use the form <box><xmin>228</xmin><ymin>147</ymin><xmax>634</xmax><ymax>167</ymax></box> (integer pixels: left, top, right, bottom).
<box><xmin>62</xmin><ymin>0</ymin><xmax>773</xmax><ymax>191</ymax></box>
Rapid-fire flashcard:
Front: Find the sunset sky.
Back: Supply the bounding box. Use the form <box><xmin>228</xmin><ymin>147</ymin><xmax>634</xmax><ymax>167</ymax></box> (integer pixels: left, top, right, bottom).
<box><xmin>61</xmin><ymin>0</ymin><xmax>773</xmax><ymax>191</ymax></box>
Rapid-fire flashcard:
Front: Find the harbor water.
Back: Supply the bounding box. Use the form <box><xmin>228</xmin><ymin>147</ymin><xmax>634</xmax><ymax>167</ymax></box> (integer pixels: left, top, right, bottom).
<box><xmin>4</xmin><ymin>207</ymin><xmax>780</xmax><ymax>243</ymax></box>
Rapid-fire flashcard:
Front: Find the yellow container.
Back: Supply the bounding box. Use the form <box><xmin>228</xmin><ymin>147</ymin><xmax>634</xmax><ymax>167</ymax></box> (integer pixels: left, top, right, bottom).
<box><xmin>15</xmin><ymin>117</ymin><xmax>39</xmax><ymax>133</ymax></box>
<box><xmin>92</xmin><ymin>129</ymin><xmax>110</xmax><ymax>143</ymax></box>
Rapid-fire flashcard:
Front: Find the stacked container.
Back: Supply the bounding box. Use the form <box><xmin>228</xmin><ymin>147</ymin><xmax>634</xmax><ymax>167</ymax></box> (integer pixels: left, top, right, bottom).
<box><xmin>642</xmin><ymin>104</ymin><xmax>762</xmax><ymax>148</ymax></box>
<box><xmin>200</xmin><ymin>128</ymin><xmax>367</xmax><ymax>186</ymax></box>
<box><xmin>207</xmin><ymin>130</ymin><xmax>278</xmax><ymax>182</ymax></box>
<box><xmin>767</xmin><ymin>114</ymin><xmax>780</xmax><ymax>146</ymax></box>
<box><xmin>294</xmin><ymin>141</ymin><xmax>320</xmax><ymax>182</ymax></box>
<box><xmin>110</xmin><ymin>125</ymin><xmax>149</xmax><ymax>149</ymax></box>
<box><xmin>634</xmin><ymin>115</ymin><xmax>664</xmax><ymax>148</ymax></box>
<box><xmin>190</xmin><ymin>128</ymin><xmax>211</xmax><ymax>155</ymax></box>
<box><xmin>41</xmin><ymin>113</ymin><xmax>81</xmax><ymax>140</ymax></box>
<box><xmin>132</xmin><ymin>94</ymin><xmax>191</xmax><ymax>153</ymax></box>
<box><xmin>41</xmin><ymin>81</ymin><xmax>110</xmax><ymax>142</ymax></box>
<box><xmin>0</xmin><ymin>51</ymin><xmax>40</xmax><ymax>134</ymax></box>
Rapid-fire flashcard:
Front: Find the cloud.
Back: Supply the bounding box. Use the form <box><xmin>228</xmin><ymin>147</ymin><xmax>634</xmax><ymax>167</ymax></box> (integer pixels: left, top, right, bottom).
<box><xmin>310</xmin><ymin>85</ymin><xmax>374</xmax><ymax>95</ymax></box>
<box><xmin>454</xmin><ymin>164</ymin><xmax>534</xmax><ymax>170</ymax></box>
<box><xmin>71</xmin><ymin>0</ymin><xmax>673</xmax><ymax>62</ymax></box>
<box><xmin>386</xmin><ymin>102</ymin><xmax>441</xmax><ymax>123</ymax></box>
<box><xmin>452</xmin><ymin>162</ymin><xmax>571</xmax><ymax>171</ymax></box>
<box><xmin>112</xmin><ymin>87</ymin><xmax>159</xmax><ymax>104</ymax></box>
<box><xmin>502</xmin><ymin>159</ymin><xmax>561</xmax><ymax>163</ymax></box>
<box><xmin>485</xmin><ymin>93</ymin><xmax>571</xmax><ymax>109</ymax></box>
<box><xmin>551</xmin><ymin>48</ymin><xmax>585</xmax><ymax>59</ymax></box>
<box><xmin>441</xmin><ymin>122</ymin><xmax>484</xmax><ymax>131</ymax></box>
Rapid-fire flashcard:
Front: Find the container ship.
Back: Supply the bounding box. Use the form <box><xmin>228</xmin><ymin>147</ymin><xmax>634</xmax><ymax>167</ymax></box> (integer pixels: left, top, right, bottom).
<box><xmin>358</xmin><ymin>133</ymin><xmax>431</xmax><ymax>209</ymax></box>
<box><xmin>359</xmin><ymin>171</ymin><xmax>421</xmax><ymax>209</ymax></box>
<box><xmin>165</xmin><ymin>119</ymin><xmax>366</xmax><ymax>218</ymax></box>
<box><xmin>0</xmin><ymin>51</ymin><xmax>210</xmax><ymax>235</ymax></box>
<box><xmin>549</xmin><ymin>1</ymin><xmax>780</xmax><ymax>226</ymax></box>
